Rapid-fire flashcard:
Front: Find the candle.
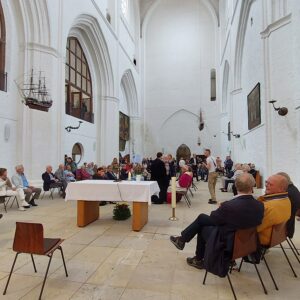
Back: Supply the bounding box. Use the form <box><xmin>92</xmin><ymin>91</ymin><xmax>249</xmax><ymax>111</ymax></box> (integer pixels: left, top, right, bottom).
<box><xmin>128</xmin><ymin>171</ymin><xmax>131</xmax><ymax>181</ymax></box>
<box><xmin>171</xmin><ymin>176</ymin><xmax>176</xmax><ymax>208</ymax></box>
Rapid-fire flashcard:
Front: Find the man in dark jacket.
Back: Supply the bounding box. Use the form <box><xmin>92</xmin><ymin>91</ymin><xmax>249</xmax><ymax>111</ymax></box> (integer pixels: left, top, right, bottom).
<box><xmin>42</xmin><ymin>165</ymin><xmax>66</xmax><ymax>198</ymax></box>
<box><xmin>151</xmin><ymin>152</ymin><xmax>169</xmax><ymax>204</ymax></box>
<box><xmin>277</xmin><ymin>172</ymin><xmax>300</xmax><ymax>238</ymax></box>
<box><xmin>170</xmin><ymin>173</ymin><xmax>264</xmax><ymax>269</ymax></box>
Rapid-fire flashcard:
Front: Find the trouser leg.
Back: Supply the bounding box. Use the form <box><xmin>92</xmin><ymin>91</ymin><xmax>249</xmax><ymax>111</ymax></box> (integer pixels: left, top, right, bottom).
<box><xmin>24</xmin><ymin>188</ymin><xmax>33</xmax><ymax>203</ymax></box>
<box><xmin>31</xmin><ymin>187</ymin><xmax>42</xmax><ymax>200</ymax></box>
<box><xmin>195</xmin><ymin>226</ymin><xmax>215</xmax><ymax>260</ymax></box>
<box><xmin>181</xmin><ymin>214</ymin><xmax>215</xmax><ymax>243</ymax></box>
<box><xmin>208</xmin><ymin>172</ymin><xmax>217</xmax><ymax>201</ymax></box>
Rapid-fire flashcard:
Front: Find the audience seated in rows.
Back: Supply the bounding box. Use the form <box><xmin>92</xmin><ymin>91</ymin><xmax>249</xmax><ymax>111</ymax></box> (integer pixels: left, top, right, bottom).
<box><xmin>12</xmin><ymin>164</ymin><xmax>41</xmax><ymax>206</ymax></box>
<box><xmin>0</xmin><ymin>168</ymin><xmax>29</xmax><ymax>211</ymax></box>
<box><xmin>170</xmin><ymin>173</ymin><xmax>264</xmax><ymax>271</ymax></box>
<box><xmin>76</xmin><ymin>165</ymin><xmax>92</xmax><ymax>181</ymax></box>
<box><xmin>93</xmin><ymin>167</ymin><xmax>107</xmax><ymax>180</ymax></box>
<box><xmin>64</xmin><ymin>165</ymin><xmax>76</xmax><ymax>182</ymax></box>
<box><xmin>65</xmin><ymin>157</ymin><xmax>77</xmax><ymax>174</ymax></box>
<box><xmin>220</xmin><ymin>163</ymin><xmax>243</xmax><ymax>192</ymax></box>
<box><xmin>106</xmin><ymin>165</ymin><xmax>117</xmax><ymax>180</ymax></box>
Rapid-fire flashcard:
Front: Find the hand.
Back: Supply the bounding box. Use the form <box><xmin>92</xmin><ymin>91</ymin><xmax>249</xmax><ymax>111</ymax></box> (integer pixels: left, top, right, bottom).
<box><xmin>12</xmin><ymin>187</ymin><xmax>17</xmax><ymax>191</ymax></box>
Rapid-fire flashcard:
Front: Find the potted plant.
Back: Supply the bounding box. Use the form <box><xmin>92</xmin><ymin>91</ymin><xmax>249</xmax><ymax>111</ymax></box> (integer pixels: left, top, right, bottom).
<box><xmin>113</xmin><ymin>202</ymin><xmax>131</xmax><ymax>220</ymax></box>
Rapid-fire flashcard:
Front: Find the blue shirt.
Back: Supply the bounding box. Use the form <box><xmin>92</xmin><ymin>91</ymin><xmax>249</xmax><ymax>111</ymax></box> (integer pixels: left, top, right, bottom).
<box><xmin>21</xmin><ymin>174</ymin><xmax>29</xmax><ymax>188</ymax></box>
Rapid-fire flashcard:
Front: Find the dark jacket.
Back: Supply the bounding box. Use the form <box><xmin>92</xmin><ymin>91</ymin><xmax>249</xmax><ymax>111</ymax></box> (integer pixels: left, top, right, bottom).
<box><xmin>204</xmin><ymin>195</ymin><xmax>264</xmax><ymax>277</ymax></box>
<box><xmin>106</xmin><ymin>172</ymin><xmax>117</xmax><ymax>180</ymax></box>
<box><xmin>42</xmin><ymin>172</ymin><xmax>56</xmax><ymax>191</ymax></box>
<box><xmin>287</xmin><ymin>184</ymin><xmax>300</xmax><ymax>238</ymax></box>
<box><xmin>150</xmin><ymin>158</ymin><xmax>167</xmax><ymax>182</ymax></box>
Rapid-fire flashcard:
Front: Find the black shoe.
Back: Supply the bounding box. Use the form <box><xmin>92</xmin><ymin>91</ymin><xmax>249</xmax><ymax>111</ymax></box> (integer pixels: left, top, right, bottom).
<box><xmin>29</xmin><ymin>201</ymin><xmax>38</xmax><ymax>206</ymax></box>
<box><xmin>0</xmin><ymin>214</ymin><xmax>2</xmax><ymax>219</ymax></box>
<box><xmin>170</xmin><ymin>236</ymin><xmax>185</xmax><ymax>250</ymax></box>
<box><xmin>99</xmin><ymin>201</ymin><xmax>107</xmax><ymax>206</ymax></box>
<box><xmin>208</xmin><ymin>199</ymin><xmax>218</xmax><ymax>204</ymax></box>
<box><xmin>186</xmin><ymin>256</ymin><xmax>204</xmax><ymax>269</ymax></box>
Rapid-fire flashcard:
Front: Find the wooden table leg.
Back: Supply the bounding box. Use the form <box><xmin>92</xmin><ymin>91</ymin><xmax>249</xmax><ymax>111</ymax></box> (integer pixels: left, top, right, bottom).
<box><xmin>77</xmin><ymin>200</ymin><xmax>100</xmax><ymax>227</ymax></box>
<box><xmin>132</xmin><ymin>202</ymin><xmax>148</xmax><ymax>231</ymax></box>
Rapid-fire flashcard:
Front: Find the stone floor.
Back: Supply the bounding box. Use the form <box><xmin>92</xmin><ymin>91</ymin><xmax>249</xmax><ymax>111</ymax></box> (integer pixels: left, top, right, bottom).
<box><xmin>0</xmin><ymin>180</ymin><xmax>300</xmax><ymax>300</ymax></box>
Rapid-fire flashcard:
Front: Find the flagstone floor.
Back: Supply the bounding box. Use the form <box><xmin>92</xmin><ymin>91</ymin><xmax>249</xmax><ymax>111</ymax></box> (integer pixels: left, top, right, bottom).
<box><xmin>0</xmin><ymin>180</ymin><xmax>299</xmax><ymax>299</ymax></box>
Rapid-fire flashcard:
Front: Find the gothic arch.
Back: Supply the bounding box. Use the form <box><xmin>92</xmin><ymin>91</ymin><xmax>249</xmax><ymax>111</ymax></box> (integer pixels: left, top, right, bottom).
<box><xmin>160</xmin><ymin>109</ymin><xmax>199</xmax><ymax>130</ymax></box>
<box><xmin>120</xmin><ymin>69</ymin><xmax>138</xmax><ymax>117</ymax></box>
<box><xmin>222</xmin><ymin>60</ymin><xmax>230</xmax><ymax>112</ymax></box>
<box><xmin>234</xmin><ymin>0</ymin><xmax>255</xmax><ymax>89</ymax></box>
<box><xmin>69</xmin><ymin>14</ymin><xmax>114</xmax><ymax>97</ymax></box>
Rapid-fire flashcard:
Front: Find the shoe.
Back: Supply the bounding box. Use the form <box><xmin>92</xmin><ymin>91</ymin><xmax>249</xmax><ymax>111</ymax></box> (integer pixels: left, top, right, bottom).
<box><xmin>30</xmin><ymin>201</ymin><xmax>38</xmax><ymax>207</ymax></box>
<box><xmin>21</xmin><ymin>201</ymin><xmax>30</xmax><ymax>208</ymax></box>
<box><xmin>186</xmin><ymin>256</ymin><xmax>204</xmax><ymax>269</ymax></box>
<box><xmin>0</xmin><ymin>214</ymin><xmax>3</xmax><ymax>219</ymax></box>
<box><xmin>208</xmin><ymin>199</ymin><xmax>218</xmax><ymax>204</ymax></box>
<box><xmin>221</xmin><ymin>188</ymin><xmax>227</xmax><ymax>192</ymax></box>
<box><xmin>170</xmin><ymin>236</ymin><xmax>185</xmax><ymax>250</ymax></box>
<box><xmin>19</xmin><ymin>206</ymin><xmax>26</xmax><ymax>211</ymax></box>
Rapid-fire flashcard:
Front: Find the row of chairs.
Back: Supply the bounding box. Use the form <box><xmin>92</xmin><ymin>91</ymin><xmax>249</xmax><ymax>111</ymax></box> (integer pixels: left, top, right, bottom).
<box><xmin>203</xmin><ymin>222</ymin><xmax>299</xmax><ymax>299</ymax></box>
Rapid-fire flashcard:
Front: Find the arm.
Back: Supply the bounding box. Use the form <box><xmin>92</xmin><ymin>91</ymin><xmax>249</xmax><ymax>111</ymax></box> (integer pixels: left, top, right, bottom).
<box><xmin>11</xmin><ymin>174</ymin><xmax>22</xmax><ymax>189</ymax></box>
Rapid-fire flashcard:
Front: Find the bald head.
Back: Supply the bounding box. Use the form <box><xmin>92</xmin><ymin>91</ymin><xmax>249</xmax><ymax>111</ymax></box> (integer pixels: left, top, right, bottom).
<box><xmin>235</xmin><ymin>173</ymin><xmax>256</xmax><ymax>194</ymax></box>
<box><xmin>265</xmin><ymin>174</ymin><xmax>289</xmax><ymax>195</ymax></box>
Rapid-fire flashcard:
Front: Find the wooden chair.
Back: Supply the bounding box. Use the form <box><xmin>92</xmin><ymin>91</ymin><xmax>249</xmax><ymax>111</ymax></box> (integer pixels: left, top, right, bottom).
<box><xmin>203</xmin><ymin>228</ymin><xmax>267</xmax><ymax>300</ymax></box>
<box><xmin>3</xmin><ymin>222</ymin><xmax>68</xmax><ymax>300</ymax></box>
<box><xmin>260</xmin><ymin>222</ymin><xmax>297</xmax><ymax>291</ymax></box>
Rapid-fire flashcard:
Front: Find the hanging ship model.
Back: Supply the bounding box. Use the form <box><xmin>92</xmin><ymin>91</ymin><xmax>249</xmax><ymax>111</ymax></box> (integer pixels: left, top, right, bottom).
<box><xmin>16</xmin><ymin>69</ymin><xmax>53</xmax><ymax>112</ymax></box>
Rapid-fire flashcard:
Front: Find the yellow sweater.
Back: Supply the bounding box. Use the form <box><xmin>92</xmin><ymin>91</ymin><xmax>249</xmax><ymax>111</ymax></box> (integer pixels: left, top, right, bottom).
<box><xmin>257</xmin><ymin>192</ymin><xmax>291</xmax><ymax>246</ymax></box>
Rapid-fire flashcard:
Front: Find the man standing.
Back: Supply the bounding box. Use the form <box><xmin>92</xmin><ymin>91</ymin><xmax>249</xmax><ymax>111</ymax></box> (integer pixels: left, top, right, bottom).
<box><xmin>151</xmin><ymin>152</ymin><xmax>168</xmax><ymax>204</ymax></box>
<box><xmin>12</xmin><ymin>165</ymin><xmax>41</xmax><ymax>206</ymax></box>
<box><xmin>170</xmin><ymin>173</ymin><xmax>264</xmax><ymax>269</ymax></box>
<box><xmin>203</xmin><ymin>149</ymin><xmax>218</xmax><ymax>204</ymax></box>
<box><xmin>189</xmin><ymin>154</ymin><xmax>199</xmax><ymax>181</ymax></box>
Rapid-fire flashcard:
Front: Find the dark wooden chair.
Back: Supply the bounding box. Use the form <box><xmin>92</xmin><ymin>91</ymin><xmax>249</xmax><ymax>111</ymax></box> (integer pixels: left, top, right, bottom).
<box><xmin>3</xmin><ymin>222</ymin><xmax>68</xmax><ymax>300</ymax></box>
<box><xmin>203</xmin><ymin>228</ymin><xmax>267</xmax><ymax>300</ymax></box>
<box><xmin>259</xmin><ymin>222</ymin><xmax>297</xmax><ymax>291</ymax></box>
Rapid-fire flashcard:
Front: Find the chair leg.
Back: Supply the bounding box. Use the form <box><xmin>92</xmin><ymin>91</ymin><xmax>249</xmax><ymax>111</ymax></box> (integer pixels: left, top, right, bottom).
<box><xmin>238</xmin><ymin>258</ymin><xmax>243</xmax><ymax>272</ymax></box>
<box><xmin>262</xmin><ymin>254</ymin><xmax>278</xmax><ymax>290</ymax></box>
<box><xmin>31</xmin><ymin>254</ymin><xmax>37</xmax><ymax>272</ymax></box>
<box><xmin>189</xmin><ymin>188</ymin><xmax>193</xmax><ymax>197</ymax></box>
<box><xmin>58</xmin><ymin>246</ymin><xmax>68</xmax><ymax>277</ymax></box>
<box><xmin>3</xmin><ymin>253</ymin><xmax>19</xmax><ymax>295</ymax></box>
<box><xmin>184</xmin><ymin>195</ymin><xmax>191</xmax><ymax>208</ymax></box>
<box><xmin>15</xmin><ymin>197</ymin><xmax>19</xmax><ymax>208</ymax></box>
<box><xmin>41</xmin><ymin>191</ymin><xmax>45</xmax><ymax>200</ymax></box>
<box><xmin>288</xmin><ymin>237</ymin><xmax>300</xmax><ymax>256</ymax></box>
<box><xmin>227</xmin><ymin>274</ymin><xmax>237</xmax><ymax>300</ymax></box>
<box><xmin>50</xmin><ymin>189</ymin><xmax>54</xmax><ymax>200</ymax></box>
<box><xmin>3</xmin><ymin>199</ymin><xmax>7</xmax><ymax>213</ymax></box>
<box><xmin>286</xmin><ymin>239</ymin><xmax>300</xmax><ymax>263</ymax></box>
<box><xmin>279</xmin><ymin>243</ymin><xmax>297</xmax><ymax>277</ymax></box>
<box><xmin>203</xmin><ymin>270</ymin><xmax>208</xmax><ymax>285</ymax></box>
<box><xmin>39</xmin><ymin>255</ymin><xmax>53</xmax><ymax>300</ymax></box>
<box><xmin>253</xmin><ymin>263</ymin><xmax>268</xmax><ymax>294</ymax></box>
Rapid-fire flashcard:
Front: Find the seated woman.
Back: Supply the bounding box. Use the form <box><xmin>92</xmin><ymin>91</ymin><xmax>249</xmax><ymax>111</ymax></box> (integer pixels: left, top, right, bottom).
<box><xmin>76</xmin><ymin>165</ymin><xmax>92</xmax><ymax>181</ymax></box>
<box><xmin>64</xmin><ymin>165</ymin><xmax>76</xmax><ymax>182</ymax></box>
<box><xmin>167</xmin><ymin>165</ymin><xmax>193</xmax><ymax>203</ymax></box>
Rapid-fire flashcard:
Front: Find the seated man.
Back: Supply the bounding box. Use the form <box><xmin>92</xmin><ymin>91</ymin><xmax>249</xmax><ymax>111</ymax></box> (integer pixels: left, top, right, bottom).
<box><xmin>93</xmin><ymin>167</ymin><xmax>108</xmax><ymax>180</ymax></box>
<box><xmin>0</xmin><ymin>168</ymin><xmax>29</xmax><ymax>210</ymax></box>
<box><xmin>106</xmin><ymin>165</ymin><xmax>117</xmax><ymax>180</ymax></box>
<box><xmin>42</xmin><ymin>165</ymin><xmax>66</xmax><ymax>198</ymax></box>
<box><xmin>170</xmin><ymin>173</ymin><xmax>264</xmax><ymax>269</ymax></box>
<box><xmin>64</xmin><ymin>165</ymin><xmax>76</xmax><ymax>182</ymax></box>
<box><xmin>257</xmin><ymin>174</ymin><xmax>291</xmax><ymax>246</ymax></box>
<box><xmin>54</xmin><ymin>164</ymin><xmax>68</xmax><ymax>192</ymax></box>
<box><xmin>12</xmin><ymin>164</ymin><xmax>41</xmax><ymax>206</ymax></box>
<box><xmin>221</xmin><ymin>163</ymin><xmax>242</xmax><ymax>192</ymax></box>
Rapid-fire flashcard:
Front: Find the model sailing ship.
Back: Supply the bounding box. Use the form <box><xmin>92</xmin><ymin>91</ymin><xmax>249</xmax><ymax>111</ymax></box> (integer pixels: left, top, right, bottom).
<box><xmin>17</xmin><ymin>69</ymin><xmax>53</xmax><ymax>112</ymax></box>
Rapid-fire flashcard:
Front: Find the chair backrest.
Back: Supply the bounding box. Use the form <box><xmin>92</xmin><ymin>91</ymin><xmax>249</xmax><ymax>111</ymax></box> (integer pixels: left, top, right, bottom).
<box><xmin>13</xmin><ymin>222</ymin><xmax>45</xmax><ymax>254</ymax></box>
<box><xmin>232</xmin><ymin>227</ymin><xmax>258</xmax><ymax>260</ymax></box>
<box><xmin>269</xmin><ymin>222</ymin><xmax>287</xmax><ymax>247</ymax></box>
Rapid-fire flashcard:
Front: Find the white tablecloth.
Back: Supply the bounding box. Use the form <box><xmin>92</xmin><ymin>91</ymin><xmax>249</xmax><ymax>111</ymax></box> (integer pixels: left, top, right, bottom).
<box><xmin>65</xmin><ymin>180</ymin><xmax>160</xmax><ymax>205</ymax></box>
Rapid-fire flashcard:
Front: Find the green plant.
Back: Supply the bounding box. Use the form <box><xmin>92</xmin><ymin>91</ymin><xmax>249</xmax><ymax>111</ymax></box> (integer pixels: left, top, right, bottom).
<box><xmin>113</xmin><ymin>202</ymin><xmax>131</xmax><ymax>220</ymax></box>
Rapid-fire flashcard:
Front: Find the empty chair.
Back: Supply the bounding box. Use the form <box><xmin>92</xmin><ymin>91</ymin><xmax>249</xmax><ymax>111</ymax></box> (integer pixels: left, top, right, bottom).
<box><xmin>3</xmin><ymin>222</ymin><xmax>68</xmax><ymax>300</ymax></box>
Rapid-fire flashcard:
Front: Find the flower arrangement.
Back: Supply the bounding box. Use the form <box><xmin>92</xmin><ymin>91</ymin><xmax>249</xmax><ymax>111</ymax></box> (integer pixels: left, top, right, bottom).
<box><xmin>113</xmin><ymin>202</ymin><xmax>131</xmax><ymax>220</ymax></box>
<box><xmin>133</xmin><ymin>163</ymin><xmax>142</xmax><ymax>175</ymax></box>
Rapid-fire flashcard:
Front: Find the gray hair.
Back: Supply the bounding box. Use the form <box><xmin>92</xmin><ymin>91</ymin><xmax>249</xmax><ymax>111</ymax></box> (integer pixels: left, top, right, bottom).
<box><xmin>235</xmin><ymin>173</ymin><xmax>256</xmax><ymax>194</ymax></box>
<box><xmin>277</xmin><ymin>172</ymin><xmax>292</xmax><ymax>185</ymax></box>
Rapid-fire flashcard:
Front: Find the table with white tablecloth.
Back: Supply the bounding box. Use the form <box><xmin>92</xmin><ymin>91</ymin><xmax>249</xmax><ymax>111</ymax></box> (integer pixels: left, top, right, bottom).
<box><xmin>65</xmin><ymin>180</ymin><xmax>160</xmax><ymax>231</ymax></box>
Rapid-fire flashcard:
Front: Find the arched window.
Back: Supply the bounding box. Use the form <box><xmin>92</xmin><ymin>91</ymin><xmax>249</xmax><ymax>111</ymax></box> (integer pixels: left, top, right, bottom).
<box><xmin>210</xmin><ymin>69</ymin><xmax>216</xmax><ymax>101</ymax></box>
<box><xmin>65</xmin><ymin>37</ymin><xmax>93</xmax><ymax>123</ymax></box>
<box><xmin>0</xmin><ymin>2</ymin><xmax>6</xmax><ymax>92</ymax></box>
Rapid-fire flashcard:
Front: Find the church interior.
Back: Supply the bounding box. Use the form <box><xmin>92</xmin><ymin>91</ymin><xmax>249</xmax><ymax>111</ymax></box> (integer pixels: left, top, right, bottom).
<box><xmin>1</xmin><ymin>0</ymin><xmax>300</xmax><ymax>299</ymax></box>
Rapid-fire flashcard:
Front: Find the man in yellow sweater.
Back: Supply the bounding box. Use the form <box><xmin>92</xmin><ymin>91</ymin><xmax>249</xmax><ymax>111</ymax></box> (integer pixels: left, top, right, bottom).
<box><xmin>257</xmin><ymin>174</ymin><xmax>291</xmax><ymax>246</ymax></box>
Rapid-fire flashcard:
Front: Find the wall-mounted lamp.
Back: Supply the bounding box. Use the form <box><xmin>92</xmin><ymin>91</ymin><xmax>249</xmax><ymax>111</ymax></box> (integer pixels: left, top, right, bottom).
<box><xmin>65</xmin><ymin>121</ymin><xmax>83</xmax><ymax>132</ymax></box>
<box><xmin>269</xmin><ymin>100</ymin><xmax>288</xmax><ymax>116</ymax></box>
<box><xmin>197</xmin><ymin>137</ymin><xmax>201</xmax><ymax>146</ymax></box>
<box><xmin>230</xmin><ymin>132</ymin><xmax>240</xmax><ymax>138</ymax></box>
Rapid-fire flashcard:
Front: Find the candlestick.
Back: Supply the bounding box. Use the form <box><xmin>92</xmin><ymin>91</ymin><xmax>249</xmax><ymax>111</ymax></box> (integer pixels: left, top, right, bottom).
<box><xmin>128</xmin><ymin>171</ymin><xmax>131</xmax><ymax>181</ymax></box>
<box><xmin>171</xmin><ymin>176</ymin><xmax>176</xmax><ymax>208</ymax></box>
